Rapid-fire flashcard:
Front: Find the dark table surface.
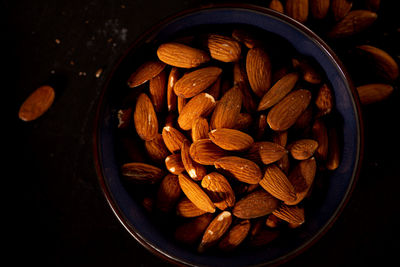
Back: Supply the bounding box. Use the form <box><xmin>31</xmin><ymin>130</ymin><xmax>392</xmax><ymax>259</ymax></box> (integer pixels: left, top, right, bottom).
<box><xmin>9</xmin><ymin>0</ymin><xmax>400</xmax><ymax>266</ymax></box>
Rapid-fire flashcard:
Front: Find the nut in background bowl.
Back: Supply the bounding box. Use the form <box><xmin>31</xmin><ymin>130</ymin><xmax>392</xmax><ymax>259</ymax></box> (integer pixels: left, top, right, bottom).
<box><xmin>93</xmin><ymin>4</ymin><xmax>363</xmax><ymax>267</ymax></box>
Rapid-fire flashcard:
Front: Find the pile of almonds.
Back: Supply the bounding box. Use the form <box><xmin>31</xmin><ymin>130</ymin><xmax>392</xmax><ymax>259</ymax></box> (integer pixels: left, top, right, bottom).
<box><xmin>117</xmin><ymin>26</ymin><xmax>342</xmax><ymax>253</ymax></box>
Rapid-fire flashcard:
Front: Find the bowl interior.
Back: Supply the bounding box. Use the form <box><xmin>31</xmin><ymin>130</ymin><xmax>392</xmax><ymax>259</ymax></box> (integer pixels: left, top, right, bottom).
<box><xmin>94</xmin><ymin>6</ymin><xmax>362</xmax><ymax>267</ymax></box>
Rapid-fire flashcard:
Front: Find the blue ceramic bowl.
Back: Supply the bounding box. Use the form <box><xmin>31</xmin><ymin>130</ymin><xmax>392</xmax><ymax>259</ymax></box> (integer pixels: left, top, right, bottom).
<box><xmin>94</xmin><ymin>4</ymin><xmax>363</xmax><ymax>266</ymax></box>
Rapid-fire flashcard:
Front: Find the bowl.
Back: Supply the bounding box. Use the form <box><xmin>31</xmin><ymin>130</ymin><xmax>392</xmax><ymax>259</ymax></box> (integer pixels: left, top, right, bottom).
<box><xmin>93</xmin><ymin>4</ymin><xmax>363</xmax><ymax>266</ymax></box>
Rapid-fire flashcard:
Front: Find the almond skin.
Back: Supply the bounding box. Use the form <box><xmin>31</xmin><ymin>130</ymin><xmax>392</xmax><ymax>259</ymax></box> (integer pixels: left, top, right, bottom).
<box><xmin>178</xmin><ymin>173</ymin><xmax>216</xmax><ymax>213</ymax></box>
<box><xmin>181</xmin><ymin>139</ymin><xmax>207</xmax><ymax>181</ymax></box>
<box><xmin>331</xmin><ymin>0</ymin><xmax>353</xmax><ymax>21</ymax></box>
<box><xmin>198</xmin><ymin>211</ymin><xmax>233</xmax><ymax>252</ymax></box>
<box><xmin>214</xmin><ymin>156</ymin><xmax>262</xmax><ymax>184</ymax></box>
<box><xmin>288</xmin><ymin>139</ymin><xmax>319</xmax><ymax>160</ymax></box>
<box><xmin>209</xmin><ymin>128</ymin><xmax>254</xmax><ymax>151</ymax></box>
<box><xmin>18</xmin><ymin>85</ymin><xmax>55</xmax><ymax>121</ymax></box>
<box><xmin>174</xmin><ymin>66</ymin><xmax>222</xmax><ymax>98</ymax></box>
<box><xmin>269</xmin><ymin>0</ymin><xmax>284</xmax><ymax>13</ymax></box>
<box><xmin>286</xmin><ymin>157</ymin><xmax>317</xmax><ymax>205</ymax></box>
<box><xmin>310</xmin><ymin>0</ymin><xmax>330</xmax><ymax>19</ymax></box>
<box><xmin>258</xmin><ymin>72</ymin><xmax>299</xmax><ymax>111</ymax></box>
<box><xmin>210</xmin><ymin>86</ymin><xmax>242</xmax><ymax>129</ymax></box>
<box><xmin>201</xmin><ymin>172</ymin><xmax>236</xmax><ymax>210</ymax></box>
<box><xmin>176</xmin><ymin>197</ymin><xmax>207</xmax><ymax>217</ymax></box>
<box><xmin>285</xmin><ymin>0</ymin><xmax>309</xmax><ymax>23</ymax></box>
<box><xmin>167</xmin><ymin>67</ymin><xmax>180</xmax><ymax>112</ymax></box>
<box><xmin>149</xmin><ymin>69</ymin><xmax>167</xmax><ymax>112</ymax></box>
<box><xmin>327</xmin><ymin>10</ymin><xmax>378</xmax><ymax>38</ymax></box>
<box><xmin>233</xmin><ymin>189</ymin><xmax>279</xmax><ymax>219</ymax></box>
<box><xmin>133</xmin><ymin>93</ymin><xmax>159</xmax><ymax>141</ymax></box>
<box><xmin>315</xmin><ymin>83</ymin><xmax>334</xmax><ymax>117</ymax></box>
<box><xmin>162</xmin><ymin>126</ymin><xmax>188</xmax><ymax>153</ymax></box>
<box><xmin>157</xmin><ymin>42</ymin><xmax>210</xmax><ymax>68</ymax></box>
<box><xmin>144</xmin><ymin>133</ymin><xmax>170</xmax><ymax>164</ymax></box>
<box><xmin>267</xmin><ymin>89</ymin><xmax>312</xmax><ymax>131</ymax></box>
<box><xmin>178</xmin><ymin>93</ymin><xmax>216</xmax><ymax>130</ymax></box>
<box><xmin>246</xmin><ymin>47</ymin><xmax>272</xmax><ymax>97</ymax></box>
<box><xmin>273</xmin><ymin>204</ymin><xmax>305</xmax><ymax>225</ymax></box>
<box><xmin>121</xmin><ymin>162</ymin><xmax>165</xmax><ymax>184</ymax></box>
<box><xmin>312</xmin><ymin>119</ymin><xmax>329</xmax><ymax>161</ymax></box>
<box><xmin>218</xmin><ymin>219</ymin><xmax>251</xmax><ymax>251</ymax></box>
<box><xmin>174</xmin><ymin>213</ymin><xmax>214</xmax><ymax>244</ymax></box>
<box><xmin>165</xmin><ymin>154</ymin><xmax>185</xmax><ymax>175</ymax></box>
<box><xmin>191</xmin><ymin>117</ymin><xmax>209</xmax><ymax>142</ymax></box>
<box><xmin>127</xmin><ymin>61</ymin><xmax>166</xmax><ymax>88</ymax></box>
<box><xmin>245</xmin><ymin>141</ymin><xmax>288</xmax><ymax>165</ymax></box>
<box><xmin>208</xmin><ymin>34</ymin><xmax>241</xmax><ymax>62</ymax></box>
<box><xmin>356</xmin><ymin>45</ymin><xmax>399</xmax><ymax>82</ymax></box>
<box><xmin>190</xmin><ymin>139</ymin><xmax>230</xmax><ymax>165</ymax></box>
<box><xmin>259</xmin><ymin>164</ymin><xmax>297</xmax><ymax>203</ymax></box>
<box><xmin>356</xmin><ymin>84</ymin><xmax>394</xmax><ymax>105</ymax></box>
<box><xmin>156</xmin><ymin>174</ymin><xmax>181</xmax><ymax>213</ymax></box>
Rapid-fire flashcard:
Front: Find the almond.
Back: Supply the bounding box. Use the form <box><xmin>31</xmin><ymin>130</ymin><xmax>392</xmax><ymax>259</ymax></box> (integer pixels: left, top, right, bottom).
<box><xmin>162</xmin><ymin>126</ymin><xmax>188</xmax><ymax>153</ymax></box>
<box><xmin>233</xmin><ymin>62</ymin><xmax>257</xmax><ymax>113</ymax></box>
<box><xmin>272</xmin><ymin>131</ymin><xmax>288</xmax><ymax>147</ymax></box>
<box><xmin>174</xmin><ymin>213</ymin><xmax>214</xmax><ymax>244</ymax></box>
<box><xmin>156</xmin><ymin>174</ymin><xmax>181</xmax><ymax>213</ymax></box>
<box><xmin>286</xmin><ymin>157</ymin><xmax>317</xmax><ymax>205</ymax></box>
<box><xmin>288</xmin><ymin>139</ymin><xmax>319</xmax><ymax>160</ymax></box>
<box><xmin>231</xmin><ymin>28</ymin><xmax>261</xmax><ymax>49</ymax></box>
<box><xmin>190</xmin><ymin>139</ymin><xmax>230</xmax><ymax>165</ymax></box>
<box><xmin>259</xmin><ymin>164</ymin><xmax>297</xmax><ymax>203</ymax></box>
<box><xmin>258</xmin><ymin>72</ymin><xmax>299</xmax><ymax>111</ymax></box>
<box><xmin>176</xmin><ymin>197</ymin><xmax>207</xmax><ymax>217</ymax></box>
<box><xmin>210</xmin><ymin>86</ymin><xmax>242</xmax><ymax>129</ymax></box>
<box><xmin>181</xmin><ymin>139</ymin><xmax>207</xmax><ymax>181</ymax></box>
<box><xmin>127</xmin><ymin>61</ymin><xmax>166</xmax><ymax>88</ymax></box>
<box><xmin>149</xmin><ymin>69</ymin><xmax>167</xmax><ymax>112</ymax></box>
<box><xmin>245</xmin><ymin>141</ymin><xmax>288</xmax><ymax>165</ymax></box>
<box><xmin>198</xmin><ymin>211</ymin><xmax>232</xmax><ymax>252</ymax></box>
<box><xmin>331</xmin><ymin>0</ymin><xmax>353</xmax><ymax>21</ymax></box>
<box><xmin>218</xmin><ymin>219</ymin><xmax>251</xmax><ymax>251</ymax></box>
<box><xmin>233</xmin><ymin>113</ymin><xmax>254</xmax><ymax>130</ymax></box>
<box><xmin>174</xmin><ymin>66</ymin><xmax>222</xmax><ymax>98</ymax></box>
<box><xmin>121</xmin><ymin>162</ymin><xmax>165</xmax><ymax>184</ymax></box>
<box><xmin>214</xmin><ymin>156</ymin><xmax>262</xmax><ymax>184</ymax></box>
<box><xmin>144</xmin><ymin>133</ymin><xmax>170</xmax><ymax>163</ymax></box>
<box><xmin>292</xmin><ymin>57</ymin><xmax>322</xmax><ymax>84</ymax></box>
<box><xmin>248</xmin><ymin>229</ymin><xmax>280</xmax><ymax>246</ymax></box>
<box><xmin>209</xmin><ymin>128</ymin><xmax>254</xmax><ymax>151</ymax></box>
<box><xmin>178</xmin><ymin>93</ymin><xmax>216</xmax><ymax>130</ymax></box>
<box><xmin>165</xmin><ymin>154</ymin><xmax>185</xmax><ymax>175</ymax></box>
<box><xmin>310</xmin><ymin>0</ymin><xmax>330</xmax><ymax>19</ymax></box>
<box><xmin>326</xmin><ymin>126</ymin><xmax>340</xmax><ymax>170</ymax></box>
<box><xmin>233</xmin><ymin>189</ymin><xmax>279</xmax><ymax>219</ymax></box>
<box><xmin>246</xmin><ymin>47</ymin><xmax>272</xmax><ymax>97</ymax></box>
<box><xmin>191</xmin><ymin>117</ymin><xmax>209</xmax><ymax>142</ymax></box>
<box><xmin>327</xmin><ymin>10</ymin><xmax>378</xmax><ymax>38</ymax></box>
<box><xmin>267</xmin><ymin>89</ymin><xmax>312</xmax><ymax>131</ymax></box>
<box><xmin>356</xmin><ymin>83</ymin><xmax>394</xmax><ymax>105</ymax></box>
<box><xmin>255</xmin><ymin>114</ymin><xmax>269</xmax><ymax>140</ymax></box>
<box><xmin>167</xmin><ymin>67</ymin><xmax>180</xmax><ymax>111</ymax></box>
<box><xmin>356</xmin><ymin>45</ymin><xmax>399</xmax><ymax>82</ymax></box>
<box><xmin>177</xmin><ymin>95</ymin><xmax>187</xmax><ymax>114</ymax></box>
<box><xmin>201</xmin><ymin>172</ymin><xmax>236</xmax><ymax>210</ymax></box>
<box><xmin>133</xmin><ymin>93</ymin><xmax>158</xmax><ymax>141</ymax></box>
<box><xmin>312</xmin><ymin>119</ymin><xmax>329</xmax><ymax>161</ymax></box>
<box><xmin>18</xmin><ymin>85</ymin><xmax>55</xmax><ymax>122</ymax></box>
<box><xmin>315</xmin><ymin>83</ymin><xmax>334</xmax><ymax>117</ymax></box>
<box><xmin>266</xmin><ymin>214</ymin><xmax>282</xmax><ymax>228</ymax></box>
<box><xmin>293</xmin><ymin>104</ymin><xmax>313</xmax><ymax>130</ymax></box>
<box><xmin>269</xmin><ymin>0</ymin><xmax>284</xmax><ymax>13</ymax></box>
<box><xmin>207</xmin><ymin>34</ymin><xmax>241</xmax><ymax>62</ymax></box>
<box><xmin>178</xmin><ymin>173</ymin><xmax>216</xmax><ymax>213</ymax></box>
<box><xmin>285</xmin><ymin>0</ymin><xmax>309</xmax><ymax>23</ymax></box>
<box><xmin>272</xmin><ymin>204</ymin><xmax>305</xmax><ymax>225</ymax></box>
<box><xmin>157</xmin><ymin>42</ymin><xmax>210</xmax><ymax>68</ymax></box>
<box><xmin>205</xmin><ymin>76</ymin><xmax>221</xmax><ymax>99</ymax></box>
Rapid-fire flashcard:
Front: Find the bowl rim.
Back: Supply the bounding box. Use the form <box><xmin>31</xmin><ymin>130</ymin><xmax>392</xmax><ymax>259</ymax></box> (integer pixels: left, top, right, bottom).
<box><xmin>93</xmin><ymin>3</ymin><xmax>364</xmax><ymax>266</ymax></box>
